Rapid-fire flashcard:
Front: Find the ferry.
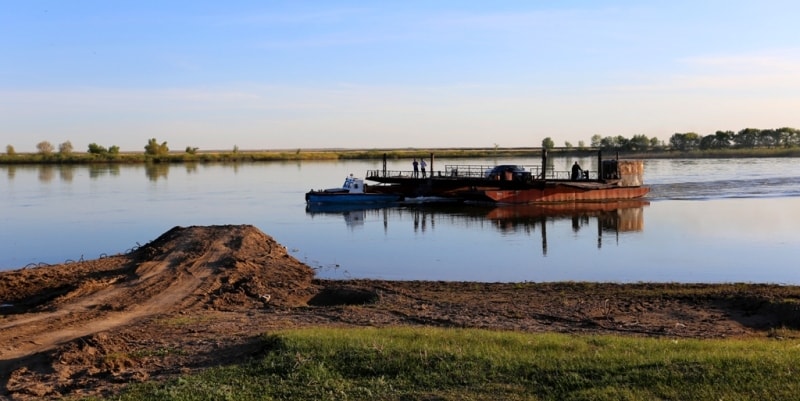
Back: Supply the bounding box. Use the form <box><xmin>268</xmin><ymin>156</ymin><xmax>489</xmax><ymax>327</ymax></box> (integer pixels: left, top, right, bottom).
<box><xmin>364</xmin><ymin>150</ymin><xmax>649</xmax><ymax>204</ymax></box>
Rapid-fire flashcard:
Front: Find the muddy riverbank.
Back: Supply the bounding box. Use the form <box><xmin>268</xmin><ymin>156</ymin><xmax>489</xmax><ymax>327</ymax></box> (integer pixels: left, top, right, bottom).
<box><xmin>2</xmin><ymin>225</ymin><xmax>799</xmax><ymax>399</ymax></box>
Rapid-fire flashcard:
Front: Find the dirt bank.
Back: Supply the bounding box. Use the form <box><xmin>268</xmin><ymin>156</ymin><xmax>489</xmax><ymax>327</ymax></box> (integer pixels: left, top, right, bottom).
<box><xmin>2</xmin><ymin>225</ymin><xmax>799</xmax><ymax>400</ymax></box>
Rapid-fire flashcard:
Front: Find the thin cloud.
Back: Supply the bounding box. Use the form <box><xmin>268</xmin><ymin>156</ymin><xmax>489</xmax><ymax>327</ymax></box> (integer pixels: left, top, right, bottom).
<box><xmin>210</xmin><ymin>7</ymin><xmax>372</xmax><ymax>26</ymax></box>
<box><xmin>602</xmin><ymin>49</ymin><xmax>800</xmax><ymax>93</ymax></box>
<box><xmin>254</xmin><ymin>32</ymin><xmax>412</xmax><ymax>49</ymax></box>
<box><xmin>681</xmin><ymin>50</ymin><xmax>800</xmax><ymax>73</ymax></box>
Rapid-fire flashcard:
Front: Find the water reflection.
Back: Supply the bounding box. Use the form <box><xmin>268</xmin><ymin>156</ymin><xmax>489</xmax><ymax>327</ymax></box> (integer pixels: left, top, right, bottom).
<box><xmin>38</xmin><ymin>165</ymin><xmax>55</xmax><ymax>182</ymax></box>
<box><xmin>306</xmin><ymin>204</ymin><xmax>391</xmax><ymax>229</ymax></box>
<box><xmin>306</xmin><ymin>200</ymin><xmax>649</xmax><ymax>255</ymax></box>
<box><xmin>145</xmin><ymin>163</ymin><xmax>169</xmax><ymax>181</ymax></box>
<box><xmin>59</xmin><ymin>166</ymin><xmax>74</xmax><ymax>182</ymax></box>
<box><xmin>89</xmin><ymin>164</ymin><xmax>120</xmax><ymax>179</ymax></box>
<box><xmin>481</xmin><ymin>201</ymin><xmax>647</xmax><ymax>254</ymax></box>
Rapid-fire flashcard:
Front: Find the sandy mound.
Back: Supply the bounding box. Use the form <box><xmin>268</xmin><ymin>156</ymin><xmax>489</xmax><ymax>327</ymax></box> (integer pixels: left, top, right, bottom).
<box><xmin>0</xmin><ymin>225</ymin><xmax>316</xmax><ymax>399</ymax></box>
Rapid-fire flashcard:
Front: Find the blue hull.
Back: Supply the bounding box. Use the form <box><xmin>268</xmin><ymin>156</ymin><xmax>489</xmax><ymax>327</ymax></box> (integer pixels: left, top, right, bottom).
<box><xmin>305</xmin><ymin>192</ymin><xmax>403</xmax><ymax>204</ymax></box>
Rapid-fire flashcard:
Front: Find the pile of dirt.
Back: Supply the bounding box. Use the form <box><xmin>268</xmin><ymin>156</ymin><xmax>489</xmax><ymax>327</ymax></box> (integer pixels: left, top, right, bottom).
<box><xmin>0</xmin><ymin>225</ymin><xmax>317</xmax><ymax>399</ymax></box>
<box><xmin>2</xmin><ymin>224</ymin><xmax>800</xmax><ymax>400</ymax></box>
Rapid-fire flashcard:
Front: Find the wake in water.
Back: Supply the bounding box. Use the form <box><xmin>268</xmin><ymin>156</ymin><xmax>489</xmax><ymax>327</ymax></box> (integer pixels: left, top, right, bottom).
<box><xmin>646</xmin><ymin>176</ymin><xmax>800</xmax><ymax>200</ymax></box>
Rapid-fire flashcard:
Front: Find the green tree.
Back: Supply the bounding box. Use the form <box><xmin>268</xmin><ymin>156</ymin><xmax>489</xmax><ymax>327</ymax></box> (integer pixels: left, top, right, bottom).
<box><xmin>5</xmin><ymin>145</ymin><xmax>15</xmax><ymax>156</ymax></box>
<box><xmin>36</xmin><ymin>141</ymin><xmax>54</xmax><ymax>155</ymax></box>
<box><xmin>713</xmin><ymin>131</ymin><xmax>733</xmax><ymax>149</ymax></box>
<box><xmin>699</xmin><ymin>135</ymin><xmax>715</xmax><ymax>150</ymax></box>
<box><xmin>649</xmin><ymin>137</ymin><xmax>662</xmax><ymax>148</ymax></box>
<box><xmin>58</xmin><ymin>141</ymin><xmax>73</xmax><ymax>155</ymax></box>
<box><xmin>541</xmin><ymin>137</ymin><xmax>555</xmax><ymax>150</ymax></box>
<box><xmin>734</xmin><ymin>128</ymin><xmax>760</xmax><ymax>148</ymax></box>
<box><xmin>599</xmin><ymin>136</ymin><xmax>617</xmax><ymax>150</ymax></box>
<box><xmin>185</xmin><ymin>146</ymin><xmax>199</xmax><ymax>155</ymax></box>
<box><xmin>145</xmin><ymin>138</ymin><xmax>169</xmax><ymax>156</ymax></box>
<box><xmin>669</xmin><ymin>132</ymin><xmax>701</xmax><ymax>151</ymax></box>
<box><xmin>777</xmin><ymin>127</ymin><xmax>800</xmax><ymax>147</ymax></box>
<box><xmin>88</xmin><ymin>143</ymin><xmax>108</xmax><ymax>154</ymax></box>
<box><xmin>629</xmin><ymin>134</ymin><xmax>650</xmax><ymax>151</ymax></box>
<box><xmin>590</xmin><ymin>134</ymin><xmax>602</xmax><ymax>148</ymax></box>
<box><xmin>108</xmin><ymin>145</ymin><xmax>120</xmax><ymax>154</ymax></box>
<box><xmin>759</xmin><ymin>129</ymin><xmax>780</xmax><ymax>148</ymax></box>
<box><xmin>614</xmin><ymin>135</ymin><xmax>630</xmax><ymax>150</ymax></box>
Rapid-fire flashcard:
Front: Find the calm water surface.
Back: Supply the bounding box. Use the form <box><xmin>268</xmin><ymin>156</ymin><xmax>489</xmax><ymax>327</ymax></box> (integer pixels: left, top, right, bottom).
<box><xmin>1</xmin><ymin>157</ymin><xmax>799</xmax><ymax>283</ymax></box>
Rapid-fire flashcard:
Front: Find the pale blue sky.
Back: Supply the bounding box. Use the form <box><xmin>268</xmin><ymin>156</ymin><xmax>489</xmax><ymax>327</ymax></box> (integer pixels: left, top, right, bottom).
<box><xmin>2</xmin><ymin>1</ymin><xmax>799</xmax><ymax>152</ymax></box>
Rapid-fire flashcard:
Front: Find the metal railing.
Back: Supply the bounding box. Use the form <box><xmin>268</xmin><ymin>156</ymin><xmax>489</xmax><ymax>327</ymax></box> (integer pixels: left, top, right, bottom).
<box><xmin>366</xmin><ymin>166</ymin><xmax>598</xmax><ymax>181</ymax></box>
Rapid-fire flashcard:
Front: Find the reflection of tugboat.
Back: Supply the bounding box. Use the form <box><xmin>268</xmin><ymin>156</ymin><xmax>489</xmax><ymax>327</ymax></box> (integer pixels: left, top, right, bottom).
<box><xmin>305</xmin><ymin>174</ymin><xmax>404</xmax><ymax>205</ymax></box>
<box><xmin>305</xmin><ymin>203</ymin><xmax>391</xmax><ymax>229</ymax></box>
<box><xmin>365</xmin><ymin>150</ymin><xmax>649</xmax><ymax>204</ymax></box>
<box><xmin>305</xmin><ymin>203</ymin><xmax>390</xmax><ymax>214</ymax></box>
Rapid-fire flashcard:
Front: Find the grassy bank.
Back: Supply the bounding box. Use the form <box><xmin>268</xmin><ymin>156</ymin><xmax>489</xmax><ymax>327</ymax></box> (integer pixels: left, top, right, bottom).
<box><xmin>1</xmin><ymin>148</ymin><xmax>538</xmax><ymax>165</ymax></box>
<box><xmin>96</xmin><ymin>327</ymin><xmax>800</xmax><ymax>401</ymax></box>
<box><xmin>5</xmin><ymin>147</ymin><xmax>800</xmax><ymax>165</ymax></box>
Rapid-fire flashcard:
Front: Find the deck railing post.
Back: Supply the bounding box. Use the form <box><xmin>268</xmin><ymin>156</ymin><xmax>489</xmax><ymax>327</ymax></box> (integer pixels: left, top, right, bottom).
<box><xmin>597</xmin><ymin>150</ymin><xmax>603</xmax><ymax>180</ymax></box>
<box><xmin>541</xmin><ymin>148</ymin><xmax>547</xmax><ymax>180</ymax></box>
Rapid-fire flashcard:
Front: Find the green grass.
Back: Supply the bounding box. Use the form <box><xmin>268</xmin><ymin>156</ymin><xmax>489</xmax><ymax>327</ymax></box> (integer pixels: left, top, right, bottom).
<box><xmin>95</xmin><ymin>327</ymin><xmax>800</xmax><ymax>401</ymax></box>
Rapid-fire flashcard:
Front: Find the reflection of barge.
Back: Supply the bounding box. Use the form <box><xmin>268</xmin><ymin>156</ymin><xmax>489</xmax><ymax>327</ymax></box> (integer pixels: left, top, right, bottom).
<box><xmin>481</xmin><ymin>199</ymin><xmax>649</xmax><ymax>254</ymax></box>
<box><xmin>365</xmin><ymin>150</ymin><xmax>649</xmax><ymax>204</ymax></box>
<box><xmin>305</xmin><ymin>199</ymin><xmax>649</xmax><ymax>253</ymax></box>
<box><xmin>484</xmin><ymin>199</ymin><xmax>648</xmax><ymax>232</ymax></box>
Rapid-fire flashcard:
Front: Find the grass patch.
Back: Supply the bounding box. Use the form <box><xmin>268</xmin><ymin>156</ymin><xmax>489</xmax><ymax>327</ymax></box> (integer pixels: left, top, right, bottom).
<box><xmin>99</xmin><ymin>327</ymin><xmax>800</xmax><ymax>401</ymax></box>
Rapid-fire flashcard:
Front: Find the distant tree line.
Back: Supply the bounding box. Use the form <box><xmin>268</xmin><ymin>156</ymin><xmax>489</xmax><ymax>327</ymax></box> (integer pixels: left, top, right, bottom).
<box><xmin>667</xmin><ymin>127</ymin><xmax>800</xmax><ymax>151</ymax></box>
<box><xmin>23</xmin><ymin>140</ymin><xmax>121</xmax><ymax>157</ymax></box>
<box><xmin>5</xmin><ymin>128</ymin><xmax>800</xmax><ymax>164</ymax></box>
<box><xmin>542</xmin><ymin>127</ymin><xmax>800</xmax><ymax>152</ymax></box>
<box><xmin>589</xmin><ymin>134</ymin><xmax>664</xmax><ymax>151</ymax></box>
<box><xmin>542</xmin><ymin>134</ymin><xmax>662</xmax><ymax>152</ymax></box>
<box><xmin>3</xmin><ymin>137</ymin><xmax>210</xmax><ymax>163</ymax></box>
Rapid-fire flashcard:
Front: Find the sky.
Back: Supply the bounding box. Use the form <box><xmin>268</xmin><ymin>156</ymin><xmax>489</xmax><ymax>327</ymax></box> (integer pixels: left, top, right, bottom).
<box><xmin>2</xmin><ymin>1</ymin><xmax>800</xmax><ymax>152</ymax></box>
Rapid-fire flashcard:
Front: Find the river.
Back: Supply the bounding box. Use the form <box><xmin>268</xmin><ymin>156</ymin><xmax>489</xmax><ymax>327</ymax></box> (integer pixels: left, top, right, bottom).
<box><xmin>1</xmin><ymin>156</ymin><xmax>799</xmax><ymax>283</ymax></box>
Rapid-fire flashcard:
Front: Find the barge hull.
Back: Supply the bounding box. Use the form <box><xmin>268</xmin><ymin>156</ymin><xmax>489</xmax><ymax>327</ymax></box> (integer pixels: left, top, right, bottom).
<box><xmin>367</xmin><ymin>178</ymin><xmax>649</xmax><ymax>204</ymax></box>
<box><xmin>477</xmin><ymin>185</ymin><xmax>650</xmax><ymax>204</ymax></box>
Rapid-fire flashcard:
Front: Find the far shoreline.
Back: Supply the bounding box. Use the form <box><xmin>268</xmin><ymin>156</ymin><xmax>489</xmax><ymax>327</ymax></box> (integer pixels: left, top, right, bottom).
<box><xmin>2</xmin><ymin>146</ymin><xmax>800</xmax><ymax>165</ymax></box>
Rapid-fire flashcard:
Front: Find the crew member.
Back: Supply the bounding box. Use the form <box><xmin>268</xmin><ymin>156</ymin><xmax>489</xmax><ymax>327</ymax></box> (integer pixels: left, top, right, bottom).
<box><xmin>571</xmin><ymin>162</ymin><xmax>583</xmax><ymax>181</ymax></box>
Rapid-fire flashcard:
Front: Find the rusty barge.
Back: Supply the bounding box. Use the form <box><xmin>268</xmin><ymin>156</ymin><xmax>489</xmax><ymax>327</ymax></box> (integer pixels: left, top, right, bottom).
<box><xmin>364</xmin><ymin>150</ymin><xmax>649</xmax><ymax>204</ymax></box>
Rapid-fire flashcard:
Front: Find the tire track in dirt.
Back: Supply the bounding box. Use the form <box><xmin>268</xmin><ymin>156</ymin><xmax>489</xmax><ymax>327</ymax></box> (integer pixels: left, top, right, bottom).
<box><xmin>0</xmin><ymin>225</ymin><xmax>318</xmax><ymax>400</ymax></box>
<box><xmin>1</xmin><ymin>226</ymin><xmax>248</xmax><ymax>360</ymax></box>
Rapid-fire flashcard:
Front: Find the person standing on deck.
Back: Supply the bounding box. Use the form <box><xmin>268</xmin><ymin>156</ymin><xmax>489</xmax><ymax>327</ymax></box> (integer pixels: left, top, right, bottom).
<box><xmin>412</xmin><ymin>158</ymin><xmax>419</xmax><ymax>178</ymax></box>
<box><xmin>420</xmin><ymin>158</ymin><xmax>427</xmax><ymax>178</ymax></box>
<box><xmin>571</xmin><ymin>162</ymin><xmax>583</xmax><ymax>181</ymax></box>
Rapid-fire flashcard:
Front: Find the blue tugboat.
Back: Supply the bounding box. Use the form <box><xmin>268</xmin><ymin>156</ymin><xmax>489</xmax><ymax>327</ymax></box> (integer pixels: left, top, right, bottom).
<box><xmin>305</xmin><ymin>174</ymin><xmax>404</xmax><ymax>205</ymax></box>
